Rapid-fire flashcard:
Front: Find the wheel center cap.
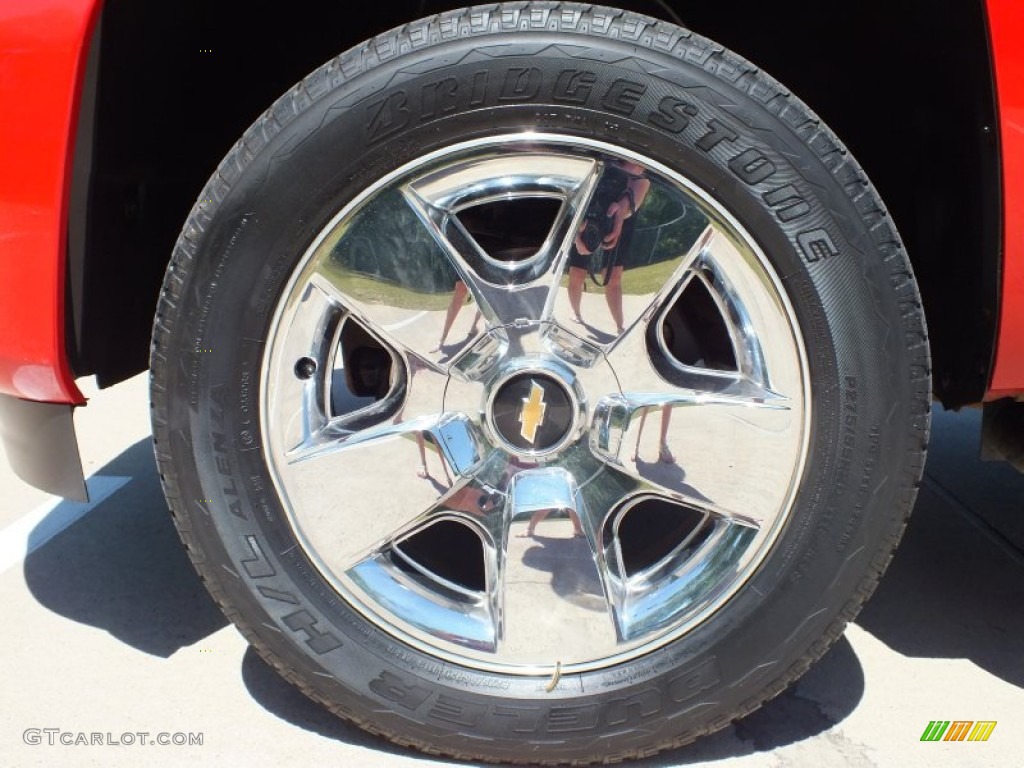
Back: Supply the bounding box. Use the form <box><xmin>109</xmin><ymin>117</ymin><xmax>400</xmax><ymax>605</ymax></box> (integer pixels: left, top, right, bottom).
<box><xmin>489</xmin><ymin>372</ymin><xmax>575</xmax><ymax>454</ymax></box>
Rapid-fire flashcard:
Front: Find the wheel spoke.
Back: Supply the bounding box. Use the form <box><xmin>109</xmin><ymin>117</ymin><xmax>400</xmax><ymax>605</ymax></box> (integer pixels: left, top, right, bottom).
<box><xmin>592</xmin><ymin>219</ymin><xmax>806</xmax><ymax>529</ymax></box>
<box><xmin>605</xmin><ymin>224</ymin><xmax>794</xmax><ymax>394</ymax></box>
<box><xmin>275</xmin><ymin>412</ymin><xmax>488</xmax><ymax>572</ymax></box>
<box><xmin>300</xmin><ymin>178</ymin><xmax>489</xmax><ymax>369</ymax></box>
<box><xmin>267</xmin><ymin>284</ymin><xmax>450</xmax><ymax>457</ymax></box>
<box><xmin>344</xmin><ymin>449</ymin><xmax>510</xmax><ymax>654</ymax></box>
<box><xmin>590</xmin><ymin>390</ymin><xmax>796</xmax><ymax>530</ymax></box>
<box><xmin>493</xmin><ymin>467</ymin><xmax>619</xmax><ymax>661</ymax></box>
<box><xmin>262</xmin><ymin>277</ymin><xmax>344</xmax><ymax>452</ymax></box>
<box><xmin>403</xmin><ymin>152</ymin><xmax>600</xmax><ymax>330</ymax></box>
<box><xmin>574</xmin><ymin>464</ymin><xmax>758</xmax><ymax>642</ymax></box>
<box><xmin>343</xmin><ymin>458</ymin><xmax>508</xmax><ymax>654</ymax></box>
<box><xmin>306</xmin><ymin>269</ymin><xmax>476</xmax><ymax>373</ymax></box>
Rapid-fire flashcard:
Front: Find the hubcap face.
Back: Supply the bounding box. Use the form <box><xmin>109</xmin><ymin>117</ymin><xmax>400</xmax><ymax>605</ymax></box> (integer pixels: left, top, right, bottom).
<box><xmin>261</xmin><ymin>135</ymin><xmax>810</xmax><ymax>674</ymax></box>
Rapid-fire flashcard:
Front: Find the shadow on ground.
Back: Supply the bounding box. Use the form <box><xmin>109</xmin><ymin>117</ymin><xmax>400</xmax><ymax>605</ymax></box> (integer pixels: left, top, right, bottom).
<box><xmin>856</xmin><ymin>407</ymin><xmax>1024</xmax><ymax>689</ymax></box>
<box><xmin>22</xmin><ymin>406</ymin><xmax>1024</xmax><ymax>762</ymax></box>
<box><xmin>23</xmin><ymin>438</ymin><xmax>227</xmax><ymax>657</ymax></box>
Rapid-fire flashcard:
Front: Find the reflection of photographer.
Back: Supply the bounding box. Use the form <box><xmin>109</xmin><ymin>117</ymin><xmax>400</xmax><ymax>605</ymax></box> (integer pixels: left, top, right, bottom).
<box><xmin>578</xmin><ymin>208</ymin><xmax>619</xmax><ymax>255</ymax></box>
<box><xmin>568</xmin><ymin>160</ymin><xmax>650</xmax><ymax>335</ymax></box>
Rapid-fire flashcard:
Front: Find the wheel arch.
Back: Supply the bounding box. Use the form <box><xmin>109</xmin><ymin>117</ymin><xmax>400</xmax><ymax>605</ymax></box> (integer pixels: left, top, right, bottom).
<box><xmin>66</xmin><ymin>0</ymin><xmax>1000</xmax><ymax>408</ymax></box>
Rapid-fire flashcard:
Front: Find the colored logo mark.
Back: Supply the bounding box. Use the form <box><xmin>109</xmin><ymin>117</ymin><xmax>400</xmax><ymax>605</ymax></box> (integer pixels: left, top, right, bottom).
<box><xmin>920</xmin><ymin>720</ymin><xmax>997</xmax><ymax>742</ymax></box>
<box><xmin>519</xmin><ymin>380</ymin><xmax>548</xmax><ymax>444</ymax></box>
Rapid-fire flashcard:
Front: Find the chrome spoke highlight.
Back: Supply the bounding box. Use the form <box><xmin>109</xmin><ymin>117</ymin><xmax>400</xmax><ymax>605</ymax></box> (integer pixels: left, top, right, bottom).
<box><xmin>607</xmin><ymin>225</ymin><xmax>794</xmax><ymax>394</ymax></box>
<box><xmin>597</xmin><ymin>219</ymin><xmax>806</xmax><ymax>533</ymax></box>
<box><xmin>590</xmin><ymin>390</ymin><xmax>790</xmax><ymax>520</ymax></box>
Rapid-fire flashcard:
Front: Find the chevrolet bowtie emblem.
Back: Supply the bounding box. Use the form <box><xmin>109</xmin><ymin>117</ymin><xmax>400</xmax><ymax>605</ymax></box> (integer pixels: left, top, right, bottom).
<box><xmin>519</xmin><ymin>380</ymin><xmax>548</xmax><ymax>444</ymax></box>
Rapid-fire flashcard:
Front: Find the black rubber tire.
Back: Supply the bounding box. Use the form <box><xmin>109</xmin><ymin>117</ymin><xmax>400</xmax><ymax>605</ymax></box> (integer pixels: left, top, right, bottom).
<box><xmin>150</xmin><ymin>3</ymin><xmax>931</xmax><ymax>764</ymax></box>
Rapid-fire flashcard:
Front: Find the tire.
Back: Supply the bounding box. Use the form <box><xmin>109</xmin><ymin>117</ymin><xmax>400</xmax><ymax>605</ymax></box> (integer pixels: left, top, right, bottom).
<box><xmin>150</xmin><ymin>3</ymin><xmax>930</xmax><ymax>764</ymax></box>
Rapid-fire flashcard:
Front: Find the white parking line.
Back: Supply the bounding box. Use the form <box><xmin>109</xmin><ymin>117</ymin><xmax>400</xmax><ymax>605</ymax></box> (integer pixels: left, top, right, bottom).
<box><xmin>0</xmin><ymin>475</ymin><xmax>130</xmax><ymax>574</ymax></box>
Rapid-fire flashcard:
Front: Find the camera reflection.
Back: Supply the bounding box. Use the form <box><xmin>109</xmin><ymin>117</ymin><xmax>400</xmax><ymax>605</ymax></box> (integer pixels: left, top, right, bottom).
<box><xmin>567</xmin><ymin>159</ymin><xmax>651</xmax><ymax>335</ymax></box>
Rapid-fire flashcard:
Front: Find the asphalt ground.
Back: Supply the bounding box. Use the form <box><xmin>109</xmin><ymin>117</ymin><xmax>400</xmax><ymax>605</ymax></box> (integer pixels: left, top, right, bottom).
<box><xmin>0</xmin><ymin>373</ymin><xmax>1021</xmax><ymax>767</ymax></box>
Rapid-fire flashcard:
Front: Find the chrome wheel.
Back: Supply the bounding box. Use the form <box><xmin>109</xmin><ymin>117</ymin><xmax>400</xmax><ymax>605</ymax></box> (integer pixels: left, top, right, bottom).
<box><xmin>262</xmin><ymin>135</ymin><xmax>810</xmax><ymax>675</ymax></box>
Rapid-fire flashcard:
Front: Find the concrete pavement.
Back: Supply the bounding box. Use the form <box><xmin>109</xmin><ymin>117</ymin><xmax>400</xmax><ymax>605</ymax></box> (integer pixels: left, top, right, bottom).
<box><xmin>0</xmin><ymin>374</ymin><xmax>1021</xmax><ymax>767</ymax></box>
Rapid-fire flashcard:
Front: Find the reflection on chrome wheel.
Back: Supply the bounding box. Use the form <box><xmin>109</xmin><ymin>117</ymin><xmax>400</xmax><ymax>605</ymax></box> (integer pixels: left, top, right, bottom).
<box><xmin>263</xmin><ymin>137</ymin><xmax>809</xmax><ymax>673</ymax></box>
<box><xmin>151</xmin><ymin>4</ymin><xmax>929</xmax><ymax>764</ymax></box>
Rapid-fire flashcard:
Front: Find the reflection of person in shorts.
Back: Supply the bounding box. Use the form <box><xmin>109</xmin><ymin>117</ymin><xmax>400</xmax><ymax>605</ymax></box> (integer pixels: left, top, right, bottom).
<box><xmin>568</xmin><ymin>160</ymin><xmax>651</xmax><ymax>334</ymax></box>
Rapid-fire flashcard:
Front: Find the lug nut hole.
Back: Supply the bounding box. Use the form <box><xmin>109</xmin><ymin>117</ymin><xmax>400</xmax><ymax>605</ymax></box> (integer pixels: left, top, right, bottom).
<box><xmin>294</xmin><ymin>357</ymin><xmax>318</xmax><ymax>380</ymax></box>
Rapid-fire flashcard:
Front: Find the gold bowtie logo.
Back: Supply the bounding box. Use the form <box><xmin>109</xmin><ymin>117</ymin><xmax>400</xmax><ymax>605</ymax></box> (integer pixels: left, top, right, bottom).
<box><xmin>519</xmin><ymin>381</ymin><xmax>548</xmax><ymax>444</ymax></box>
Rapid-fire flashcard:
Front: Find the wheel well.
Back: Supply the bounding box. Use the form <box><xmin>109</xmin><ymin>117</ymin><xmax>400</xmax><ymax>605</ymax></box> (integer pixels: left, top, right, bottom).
<box><xmin>67</xmin><ymin>0</ymin><xmax>999</xmax><ymax>407</ymax></box>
